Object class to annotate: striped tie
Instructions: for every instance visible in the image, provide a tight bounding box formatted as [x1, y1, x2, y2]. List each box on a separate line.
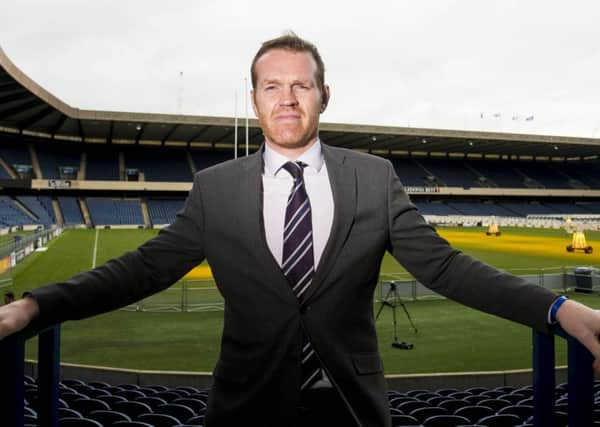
[281, 161, 322, 390]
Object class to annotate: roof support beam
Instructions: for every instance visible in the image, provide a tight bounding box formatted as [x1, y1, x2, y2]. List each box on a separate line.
[50, 114, 68, 138]
[0, 91, 31, 104]
[187, 125, 211, 143]
[0, 99, 41, 119]
[19, 105, 55, 130]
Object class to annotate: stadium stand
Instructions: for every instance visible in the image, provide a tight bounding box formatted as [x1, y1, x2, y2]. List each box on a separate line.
[0, 196, 36, 226]
[147, 198, 185, 225]
[0, 138, 31, 171]
[17, 376, 600, 427]
[190, 150, 233, 172]
[87, 198, 143, 225]
[85, 145, 120, 180]
[124, 146, 191, 182]
[17, 196, 55, 225]
[58, 196, 84, 225]
[35, 142, 82, 179]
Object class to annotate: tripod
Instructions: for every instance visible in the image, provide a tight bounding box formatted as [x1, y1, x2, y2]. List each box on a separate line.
[375, 281, 418, 349]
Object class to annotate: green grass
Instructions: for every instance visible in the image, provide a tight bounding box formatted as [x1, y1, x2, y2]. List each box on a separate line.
[8, 226, 600, 374]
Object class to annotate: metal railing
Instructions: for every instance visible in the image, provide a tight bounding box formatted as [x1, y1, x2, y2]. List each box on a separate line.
[0, 322, 595, 426]
[532, 325, 594, 426]
[1, 325, 60, 427]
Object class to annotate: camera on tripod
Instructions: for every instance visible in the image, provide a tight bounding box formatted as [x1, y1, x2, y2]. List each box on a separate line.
[376, 281, 417, 350]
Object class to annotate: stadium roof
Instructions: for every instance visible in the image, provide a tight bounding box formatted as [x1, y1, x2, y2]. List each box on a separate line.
[1, 45, 599, 159]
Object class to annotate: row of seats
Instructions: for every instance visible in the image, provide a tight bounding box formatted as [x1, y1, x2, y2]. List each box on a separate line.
[3, 195, 599, 228]
[2, 138, 600, 188]
[0, 139, 233, 182]
[21, 375, 600, 427]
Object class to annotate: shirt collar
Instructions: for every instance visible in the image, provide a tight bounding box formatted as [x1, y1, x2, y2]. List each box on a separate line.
[263, 139, 324, 177]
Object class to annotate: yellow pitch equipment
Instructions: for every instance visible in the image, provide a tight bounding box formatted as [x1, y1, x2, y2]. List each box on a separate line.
[566, 231, 593, 254]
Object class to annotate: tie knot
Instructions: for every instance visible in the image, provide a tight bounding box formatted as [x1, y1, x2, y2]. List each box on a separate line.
[282, 161, 307, 181]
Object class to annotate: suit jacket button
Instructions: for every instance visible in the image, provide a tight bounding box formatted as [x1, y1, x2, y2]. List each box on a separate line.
[300, 305, 310, 314]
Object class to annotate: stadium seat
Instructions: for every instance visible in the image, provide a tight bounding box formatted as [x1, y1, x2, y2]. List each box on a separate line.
[156, 403, 196, 423]
[59, 417, 103, 427]
[186, 415, 205, 425]
[477, 398, 511, 412]
[435, 388, 460, 396]
[113, 422, 154, 427]
[97, 394, 128, 407]
[58, 407, 83, 419]
[113, 401, 153, 419]
[497, 404, 533, 422]
[476, 413, 521, 427]
[135, 396, 168, 410]
[422, 414, 471, 426]
[390, 413, 420, 425]
[438, 399, 470, 412]
[453, 405, 494, 424]
[173, 397, 207, 413]
[397, 400, 431, 413]
[70, 398, 111, 415]
[23, 414, 37, 424]
[427, 396, 452, 406]
[88, 409, 132, 425]
[498, 393, 526, 404]
[410, 406, 448, 423]
[138, 412, 182, 427]
[151, 391, 186, 402]
[115, 389, 147, 400]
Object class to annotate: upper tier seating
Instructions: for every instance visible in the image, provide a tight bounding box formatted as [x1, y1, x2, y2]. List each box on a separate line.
[190, 150, 234, 172]
[86, 146, 120, 180]
[36, 143, 82, 179]
[124, 147, 191, 182]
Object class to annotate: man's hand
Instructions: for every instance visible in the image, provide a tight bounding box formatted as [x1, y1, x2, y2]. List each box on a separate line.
[0, 297, 39, 340]
[556, 299, 600, 372]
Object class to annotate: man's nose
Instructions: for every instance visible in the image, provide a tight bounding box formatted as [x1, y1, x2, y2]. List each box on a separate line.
[279, 86, 298, 107]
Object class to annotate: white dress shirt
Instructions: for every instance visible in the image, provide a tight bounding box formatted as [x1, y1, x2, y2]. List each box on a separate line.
[262, 140, 334, 269]
[262, 140, 335, 389]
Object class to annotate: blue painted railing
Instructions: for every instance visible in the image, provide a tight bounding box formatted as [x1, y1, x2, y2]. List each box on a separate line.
[0, 323, 595, 426]
[0, 325, 60, 427]
[533, 325, 594, 427]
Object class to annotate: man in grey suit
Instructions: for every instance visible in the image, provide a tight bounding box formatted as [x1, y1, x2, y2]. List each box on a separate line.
[2, 33, 600, 427]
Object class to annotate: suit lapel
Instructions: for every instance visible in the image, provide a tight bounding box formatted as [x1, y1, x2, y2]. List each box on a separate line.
[241, 150, 298, 304]
[302, 144, 357, 303]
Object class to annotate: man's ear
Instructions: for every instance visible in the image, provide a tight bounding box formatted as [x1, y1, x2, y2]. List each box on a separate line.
[251, 90, 259, 116]
[320, 85, 331, 113]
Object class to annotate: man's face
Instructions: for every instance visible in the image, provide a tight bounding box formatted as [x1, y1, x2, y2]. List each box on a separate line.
[252, 48, 329, 156]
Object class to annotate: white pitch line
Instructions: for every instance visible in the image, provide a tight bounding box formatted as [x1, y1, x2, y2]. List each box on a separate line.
[92, 228, 99, 268]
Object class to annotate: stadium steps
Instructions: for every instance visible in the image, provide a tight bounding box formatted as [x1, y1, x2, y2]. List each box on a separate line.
[52, 197, 64, 226]
[118, 151, 125, 181]
[79, 198, 92, 227]
[28, 142, 43, 179]
[11, 196, 39, 222]
[0, 155, 18, 178]
[186, 151, 197, 174]
[79, 151, 87, 180]
[140, 198, 151, 227]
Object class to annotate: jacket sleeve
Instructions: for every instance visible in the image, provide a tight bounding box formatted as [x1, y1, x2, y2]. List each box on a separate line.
[29, 174, 206, 330]
[384, 160, 557, 333]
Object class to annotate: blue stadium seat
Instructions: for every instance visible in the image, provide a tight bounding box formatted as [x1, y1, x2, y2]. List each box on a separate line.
[155, 403, 196, 423]
[59, 417, 103, 427]
[138, 412, 182, 427]
[88, 409, 132, 425]
[476, 413, 521, 427]
[422, 414, 471, 426]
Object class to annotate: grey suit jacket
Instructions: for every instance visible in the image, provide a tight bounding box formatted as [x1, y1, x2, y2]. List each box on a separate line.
[31, 144, 558, 427]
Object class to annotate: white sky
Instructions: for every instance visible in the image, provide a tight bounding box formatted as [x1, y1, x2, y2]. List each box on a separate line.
[1, 0, 599, 138]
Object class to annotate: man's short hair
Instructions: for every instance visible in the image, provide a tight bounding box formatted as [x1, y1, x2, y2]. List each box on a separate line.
[251, 32, 326, 97]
